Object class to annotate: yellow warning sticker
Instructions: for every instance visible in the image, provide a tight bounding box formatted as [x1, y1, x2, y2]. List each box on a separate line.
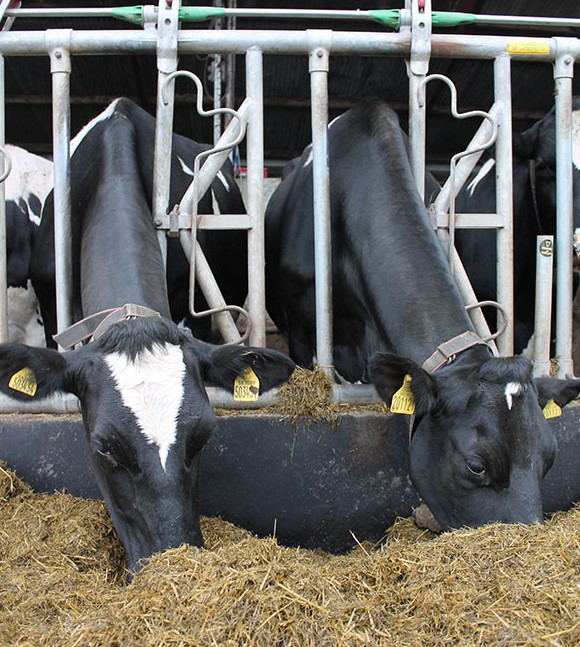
[542, 398, 562, 419]
[8, 367, 37, 397]
[507, 40, 550, 56]
[390, 374, 415, 415]
[233, 367, 260, 402]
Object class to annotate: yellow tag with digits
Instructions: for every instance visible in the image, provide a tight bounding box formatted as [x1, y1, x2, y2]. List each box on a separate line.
[542, 399, 562, 419]
[390, 374, 415, 415]
[8, 367, 37, 397]
[233, 367, 260, 402]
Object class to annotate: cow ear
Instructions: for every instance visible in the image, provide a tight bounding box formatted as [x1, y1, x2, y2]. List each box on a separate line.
[192, 341, 295, 394]
[0, 343, 75, 400]
[368, 352, 438, 416]
[535, 377, 580, 409]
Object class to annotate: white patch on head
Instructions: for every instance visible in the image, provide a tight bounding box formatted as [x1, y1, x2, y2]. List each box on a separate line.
[572, 109, 580, 171]
[303, 145, 313, 168]
[177, 156, 194, 176]
[105, 343, 186, 469]
[466, 158, 495, 197]
[211, 189, 221, 215]
[505, 382, 523, 410]
[70, 98, 122, 155]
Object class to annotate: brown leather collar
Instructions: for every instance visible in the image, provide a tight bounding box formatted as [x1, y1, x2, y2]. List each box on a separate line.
[53, 304, 161, 350]
[421, 330, 490, 373]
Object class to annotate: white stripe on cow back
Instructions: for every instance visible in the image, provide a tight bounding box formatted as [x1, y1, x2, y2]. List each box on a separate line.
[466, 158, 495, 197]
[104, 343, 186, 470]
[70, 98, 122, 156]
[572, 109, 580, 171]
[505, 382, 523, 410]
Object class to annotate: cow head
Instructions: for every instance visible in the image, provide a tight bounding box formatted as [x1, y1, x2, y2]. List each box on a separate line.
[369, 349, 580, 530]
[514, 96, 580, 257]
[0, 317, 295, 572]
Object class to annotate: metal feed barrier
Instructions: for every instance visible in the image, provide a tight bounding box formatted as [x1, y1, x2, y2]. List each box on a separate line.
[0, 0, 578, 416]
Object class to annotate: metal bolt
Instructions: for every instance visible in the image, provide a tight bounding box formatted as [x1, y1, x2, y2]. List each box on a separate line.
[154, 218, 162, 226]
[316, 49, 323, 58]
[564, 56, 573, 65]
[55, 51, 62, 59]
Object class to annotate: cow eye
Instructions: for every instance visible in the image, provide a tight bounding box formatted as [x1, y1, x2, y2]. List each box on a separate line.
[465, 457, 489, 484]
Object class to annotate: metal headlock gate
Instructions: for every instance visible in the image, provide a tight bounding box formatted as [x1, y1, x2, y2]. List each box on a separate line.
[0, 0, 579, 416]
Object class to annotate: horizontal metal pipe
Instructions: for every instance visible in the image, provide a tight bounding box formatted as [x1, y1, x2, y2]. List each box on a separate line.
[0, 31, 576, 61]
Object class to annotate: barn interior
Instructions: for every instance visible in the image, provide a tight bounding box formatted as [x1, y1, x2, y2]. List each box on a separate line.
[5, 0, 580, 177]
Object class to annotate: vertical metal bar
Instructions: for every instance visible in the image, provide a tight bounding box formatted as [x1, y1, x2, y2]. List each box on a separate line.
[408, 0, 431, 199]
[553, 47, 575, 377]
[309, 36, 333, 377]
[245, 47, 266, 347]
[152, 0, 180, 266]
[533, 236, 554, 377]
[0, 54, 7, 342]
[47, 31, 73, 338]
[213, 53, 222, 144]
[493, 54, 514, 356]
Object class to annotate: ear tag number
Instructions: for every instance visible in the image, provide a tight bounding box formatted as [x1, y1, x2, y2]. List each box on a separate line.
[8, 367, 37, 397]
[233, 367, 260, 402]
[390, 374, 415, 415]
[542, 399, 562, 419]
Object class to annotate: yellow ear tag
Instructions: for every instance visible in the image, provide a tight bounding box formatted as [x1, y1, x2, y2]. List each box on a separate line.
[8, 367, 37, 397]
[390, 374, 415, 415]
[233, 367, 260, 402]
[542, 399, 562, 419]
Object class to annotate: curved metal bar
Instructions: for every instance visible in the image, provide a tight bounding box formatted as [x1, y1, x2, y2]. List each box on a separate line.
[161, 70, 251, 344]
[419, 74, 498, 263]
[465, 300, 508, 343]
[0, 145, 12, 183]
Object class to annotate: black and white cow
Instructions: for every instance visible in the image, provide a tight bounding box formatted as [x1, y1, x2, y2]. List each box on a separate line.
[265, 99, 580, 531]
[31, 98, 248, 347]
[455, 97, 580, 354]
[0, 98, 295, 572]
[4, 144, 50, 345]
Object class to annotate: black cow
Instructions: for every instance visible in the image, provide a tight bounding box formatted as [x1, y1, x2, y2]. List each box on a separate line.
[0, 98, 295, 572]
[31, 98, 248, 347]
[265, 99, 580, 531]
[455, 97, 580, 354]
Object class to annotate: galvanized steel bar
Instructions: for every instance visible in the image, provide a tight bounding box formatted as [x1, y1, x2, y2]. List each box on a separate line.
[553, 46, 575, 377]
[407, 0, 431, 198]
[1, 30, 578, 62]
[152, 0, 180, 266]
[308, 33, 333, 378]
[533, 236, 554, 377]
[0, 54, 7, 342]
[47, 31, 73, 341]
[493, 54, 514, 356]
[245, 47, 266, 347]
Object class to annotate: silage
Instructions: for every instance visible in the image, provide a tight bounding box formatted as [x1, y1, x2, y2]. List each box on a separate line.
[0, 461, 578, 646]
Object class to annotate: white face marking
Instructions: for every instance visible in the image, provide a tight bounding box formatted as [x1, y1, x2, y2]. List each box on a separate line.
[572, 109, 580, 171]
[211, 189, 221, 215]
[466, 158, 495, 197]
[105, 343, 186, 469]
[505, 382, 523, 410]
[177, 156, 194, 176]
[3, 145, 53, 224]
[70, 98, 122, 155]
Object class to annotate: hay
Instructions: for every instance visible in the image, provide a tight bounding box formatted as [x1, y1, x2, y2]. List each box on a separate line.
[217, 366, 388, 428]
[1, 464, 579, 646]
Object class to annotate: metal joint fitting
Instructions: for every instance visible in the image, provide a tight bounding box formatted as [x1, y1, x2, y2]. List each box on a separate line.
[552, 38, 576, 79]
[46, 29, 72, 73]
[307, 30, 332, 72]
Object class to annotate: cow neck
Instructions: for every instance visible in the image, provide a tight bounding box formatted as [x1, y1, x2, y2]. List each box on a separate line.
[528, 159, 544, 235]
[53, 303, 161, 349]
